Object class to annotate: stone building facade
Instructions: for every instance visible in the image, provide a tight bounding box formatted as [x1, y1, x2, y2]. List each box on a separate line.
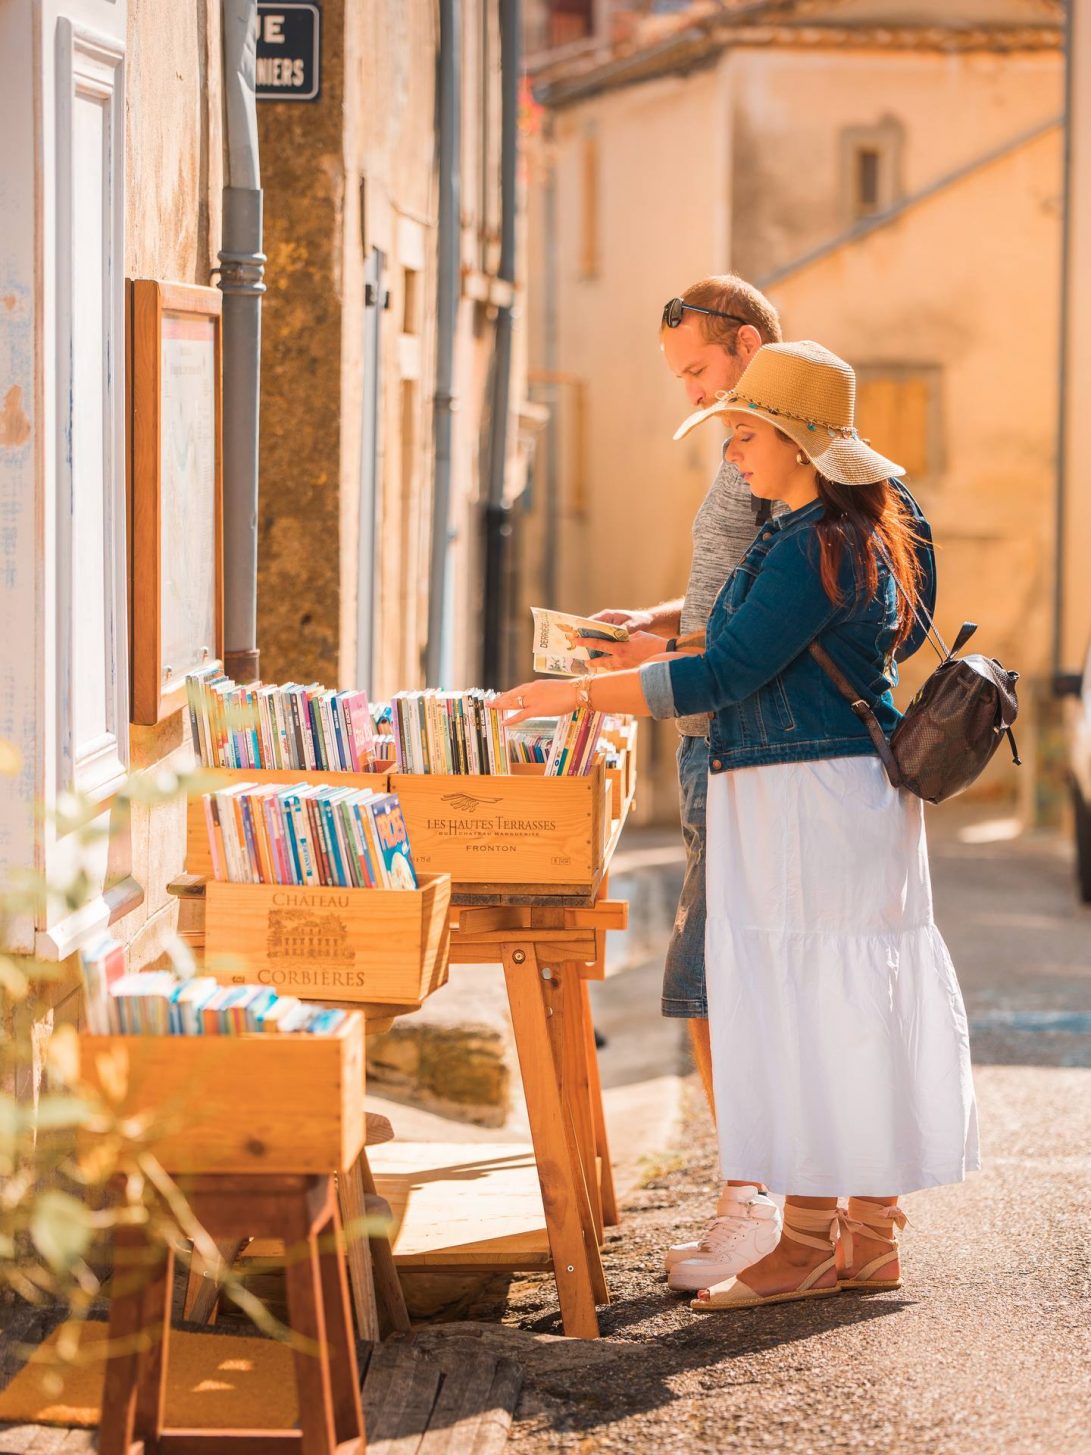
[257, 0, 532, 698]
[522, 0, 1067, 820]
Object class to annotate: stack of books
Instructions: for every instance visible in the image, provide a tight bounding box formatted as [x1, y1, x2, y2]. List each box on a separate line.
[186, 666, 377, 773]
[204, 783, 419, 890]
[89, 969, 347, 1036]
[79, 936, 126, 1034]
[544, 709, 606, 777]
[508, 722, 558, 765]
[391, 690, 511, 775]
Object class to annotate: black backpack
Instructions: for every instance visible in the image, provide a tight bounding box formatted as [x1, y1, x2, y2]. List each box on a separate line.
[809, 572, 1021, 805]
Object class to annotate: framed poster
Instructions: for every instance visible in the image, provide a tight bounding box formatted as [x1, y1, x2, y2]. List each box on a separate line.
[129, 280, 223, 724]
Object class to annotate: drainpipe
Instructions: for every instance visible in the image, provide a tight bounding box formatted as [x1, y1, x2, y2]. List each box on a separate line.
[481, 0, 521, 687]
[218, 0, 265, 681]
[425, 0, 462, 687]
[1053, 0, 1075, 675]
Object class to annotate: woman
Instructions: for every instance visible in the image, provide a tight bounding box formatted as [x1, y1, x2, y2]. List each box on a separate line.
[496, 341, 978, 1312]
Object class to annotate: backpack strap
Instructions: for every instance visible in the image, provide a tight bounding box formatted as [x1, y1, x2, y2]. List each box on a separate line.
[808, 641, 903, 789]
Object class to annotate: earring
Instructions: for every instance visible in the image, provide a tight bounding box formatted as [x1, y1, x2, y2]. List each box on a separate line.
[796, 451, 807, 465]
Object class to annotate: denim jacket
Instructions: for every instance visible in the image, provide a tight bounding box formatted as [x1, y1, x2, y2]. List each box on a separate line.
[640, 485, 936, 774]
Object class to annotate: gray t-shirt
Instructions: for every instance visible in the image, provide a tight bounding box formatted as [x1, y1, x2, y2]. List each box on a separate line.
[676, 455, 784, 737]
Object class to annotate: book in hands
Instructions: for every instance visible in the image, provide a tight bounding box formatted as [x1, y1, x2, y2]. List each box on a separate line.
[531, 607, 628, 678]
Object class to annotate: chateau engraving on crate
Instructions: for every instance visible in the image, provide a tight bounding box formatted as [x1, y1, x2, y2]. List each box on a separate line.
[267, 907, 356, 964]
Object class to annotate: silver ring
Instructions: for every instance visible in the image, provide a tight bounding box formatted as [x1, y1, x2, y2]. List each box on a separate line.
[516, 694, 526, 709]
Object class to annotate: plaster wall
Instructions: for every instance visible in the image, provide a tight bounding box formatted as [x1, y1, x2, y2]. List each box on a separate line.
[730, 45, 1062, 281]
[766, 125, 1064, 715]
[526, 36, 1063, 817]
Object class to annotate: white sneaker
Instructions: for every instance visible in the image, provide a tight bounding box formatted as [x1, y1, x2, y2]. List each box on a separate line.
[666, 1185, 783, 1292]
[663, 1186, 775, 1270]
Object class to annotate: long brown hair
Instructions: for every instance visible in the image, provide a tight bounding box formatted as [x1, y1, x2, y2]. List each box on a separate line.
[812, 475, 924, 651]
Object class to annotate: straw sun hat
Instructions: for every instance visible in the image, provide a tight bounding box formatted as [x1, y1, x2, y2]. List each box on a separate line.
[673, 340, 905, 486]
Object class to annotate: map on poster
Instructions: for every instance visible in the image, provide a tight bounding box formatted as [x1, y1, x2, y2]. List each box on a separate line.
[159, 313, 217, 685]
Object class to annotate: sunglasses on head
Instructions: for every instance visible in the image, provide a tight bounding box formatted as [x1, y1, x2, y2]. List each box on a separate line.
[661, 297, 750, 330]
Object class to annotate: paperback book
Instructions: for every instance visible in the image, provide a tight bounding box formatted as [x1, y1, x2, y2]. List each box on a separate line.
[543, 708, 606, 777]
[203, 782, 419, 889]
[531, 607, 628, 678]
[185, 665, 378, 773]
[100, 971, 347, 1037]
[391, 689, 511, 775]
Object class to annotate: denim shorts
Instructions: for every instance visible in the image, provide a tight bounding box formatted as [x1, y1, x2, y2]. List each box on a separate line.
[662, 734, 709, 1019]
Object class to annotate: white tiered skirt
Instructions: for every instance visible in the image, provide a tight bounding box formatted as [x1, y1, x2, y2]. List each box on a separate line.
[705, 755, 979, 1196]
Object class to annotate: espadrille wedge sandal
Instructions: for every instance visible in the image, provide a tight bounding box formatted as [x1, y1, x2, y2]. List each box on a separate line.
[690, 1203, 841, 1311]
[835, 1199, 907, 1291]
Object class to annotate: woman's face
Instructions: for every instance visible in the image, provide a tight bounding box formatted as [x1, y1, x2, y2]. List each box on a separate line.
[724, 415, 801, 499]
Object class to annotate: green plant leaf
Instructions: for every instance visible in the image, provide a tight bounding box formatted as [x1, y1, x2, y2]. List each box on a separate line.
[33, 1095, 94, 1130]
[30, 1190, 93, 1271]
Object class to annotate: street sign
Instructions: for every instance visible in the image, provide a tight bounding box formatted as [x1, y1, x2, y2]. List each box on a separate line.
[255, 2, 320, 102]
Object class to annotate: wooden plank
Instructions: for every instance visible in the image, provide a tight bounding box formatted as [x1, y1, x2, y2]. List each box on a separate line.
[361, 1193, 411, 1335]
[337, 1159, 380, 1342]
[502, 945, 603, 1338]
[367, 1143, 552, 1271]
[469, 1360, 523, 1455]
[582, 976, 618, 1228]
[363, 1343, 442, 1455]
[449, 933, 598, 965]
[203, 874, 451, 1008]
[549, 963, 603, 1249]
[77, 1019, 366, 1175]
[415, 1354, 501, 1455]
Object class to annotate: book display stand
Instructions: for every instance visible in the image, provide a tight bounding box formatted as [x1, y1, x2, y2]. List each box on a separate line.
[173, 723, 639, 1340]
[78, 1021, 368, 1455]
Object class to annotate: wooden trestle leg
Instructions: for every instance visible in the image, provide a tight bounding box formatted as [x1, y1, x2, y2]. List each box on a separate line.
[502, 942, 608, 1337]
[581, 975, 619, 1226]
[549, 962, 604, 1244]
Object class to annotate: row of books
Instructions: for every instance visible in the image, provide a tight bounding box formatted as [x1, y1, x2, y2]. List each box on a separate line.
[391, 690, 511, 776]
[82, 961, 349, 1037]
[186, 666, 378, 774]
[543, 709, 606, 777]
[508, 725, 558, 765]
[205, 783, 418, 889]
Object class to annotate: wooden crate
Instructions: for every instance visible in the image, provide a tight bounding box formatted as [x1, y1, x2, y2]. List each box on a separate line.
[185, 766, 392, 879]
[202, 873, 451, 1007]
[77, 1015, 365, 1174]
[390, 760, 609, 895]
[602, 719, 639, 806]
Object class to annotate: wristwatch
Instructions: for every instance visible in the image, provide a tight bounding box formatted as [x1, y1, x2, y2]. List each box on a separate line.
[665, 637, 678, 654]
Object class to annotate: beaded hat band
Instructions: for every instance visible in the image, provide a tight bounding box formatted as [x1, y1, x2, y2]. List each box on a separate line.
[673, 340, 906, 487]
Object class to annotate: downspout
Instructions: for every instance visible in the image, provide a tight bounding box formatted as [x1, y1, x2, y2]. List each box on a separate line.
[218, 0, 265, 681]
[1053, 0, 1075, 675]
[425, 0, 462, 687]
[481, 0, 521, 686]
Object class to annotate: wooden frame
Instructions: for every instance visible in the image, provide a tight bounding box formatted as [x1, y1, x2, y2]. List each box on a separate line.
[128, 279, 223, 724]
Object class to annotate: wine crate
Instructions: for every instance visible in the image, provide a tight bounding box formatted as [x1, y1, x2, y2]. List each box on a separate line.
[185, 765, 393, 879]
[602, 719, 639, 806]
[202, 874, 451, 1007]
[78, 1014, 366, 1174]
[389, 760, 610, 896]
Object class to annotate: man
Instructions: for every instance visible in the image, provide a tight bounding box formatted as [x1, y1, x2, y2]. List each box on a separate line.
[584, 275, 785, 1292]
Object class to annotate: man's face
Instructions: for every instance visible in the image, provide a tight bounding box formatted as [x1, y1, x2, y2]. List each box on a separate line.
[661, 320, 746, 414]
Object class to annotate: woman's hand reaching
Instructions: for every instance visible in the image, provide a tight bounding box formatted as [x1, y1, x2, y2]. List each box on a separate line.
[494, 678, 579, 727]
